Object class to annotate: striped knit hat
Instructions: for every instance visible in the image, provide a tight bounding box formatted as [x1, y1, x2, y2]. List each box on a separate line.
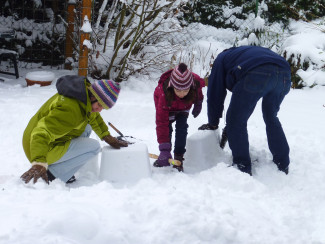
[169, 63, 194, 90]
[88, 80, 120, 109]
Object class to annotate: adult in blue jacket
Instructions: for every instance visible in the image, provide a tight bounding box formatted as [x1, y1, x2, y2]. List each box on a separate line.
[199, 46, 291, 175]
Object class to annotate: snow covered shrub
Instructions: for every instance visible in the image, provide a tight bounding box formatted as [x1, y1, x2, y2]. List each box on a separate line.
[180, 0, 323, 50]
[89, 0, 189, 82]
[181, 0, 324, 28]
[179, 1, 285, 50]
[0, 0, 66, 66]
[282, 52, 308, 88]
[282, 19, 325, 88]
[180, 0, 251, 30]
[262, 0, 324, 26]
[180, 0, 325, 88]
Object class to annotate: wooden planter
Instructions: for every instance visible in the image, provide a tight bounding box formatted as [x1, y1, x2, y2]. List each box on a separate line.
[25, 71, 55, 87]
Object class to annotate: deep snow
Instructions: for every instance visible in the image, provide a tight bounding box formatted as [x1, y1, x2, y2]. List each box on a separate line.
[0, 66, 325, 244]
[0, 12, 325, 244]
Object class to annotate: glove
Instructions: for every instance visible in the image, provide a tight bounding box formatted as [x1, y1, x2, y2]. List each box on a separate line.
[192, 101, 202, 118]
[103, 135, 128, 149]
[220, 126, 228, 149]
[20, 162, 49, 184]
[157, 142, 172, 167]
[198, 123, 218, 130]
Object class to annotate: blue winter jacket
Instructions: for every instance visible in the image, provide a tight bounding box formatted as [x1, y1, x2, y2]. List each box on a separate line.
[207, 45, 290, 126]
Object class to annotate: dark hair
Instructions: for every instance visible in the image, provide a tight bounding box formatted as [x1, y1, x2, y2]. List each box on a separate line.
[88, 89, 98, 104]
[163, 78, 200, 106]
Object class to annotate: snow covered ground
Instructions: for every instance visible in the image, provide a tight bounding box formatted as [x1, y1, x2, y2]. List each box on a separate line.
[0, 65, 325, 244]
[0, 13, 325, 244]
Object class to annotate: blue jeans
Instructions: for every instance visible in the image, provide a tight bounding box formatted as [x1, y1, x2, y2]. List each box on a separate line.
[48, 124, 101, 182]
[226, 64, 291, 174]
[169, 112, 189, 155]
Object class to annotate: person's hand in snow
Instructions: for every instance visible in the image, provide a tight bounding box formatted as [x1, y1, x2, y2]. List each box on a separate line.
[20, 162, 49, 184]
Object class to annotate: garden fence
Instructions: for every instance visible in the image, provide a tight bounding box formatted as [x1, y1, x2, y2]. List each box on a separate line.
[0, 0, 311, 78]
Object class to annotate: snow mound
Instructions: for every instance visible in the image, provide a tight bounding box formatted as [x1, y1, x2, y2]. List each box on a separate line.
[185, 129, 227, 173]
[99, 143, 151, 185]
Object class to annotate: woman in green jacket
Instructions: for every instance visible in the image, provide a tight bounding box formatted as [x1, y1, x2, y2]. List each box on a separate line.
[21, 75, 127, 184]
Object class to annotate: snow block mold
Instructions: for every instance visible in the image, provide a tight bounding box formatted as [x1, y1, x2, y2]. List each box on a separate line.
[99, 143, 152, 184]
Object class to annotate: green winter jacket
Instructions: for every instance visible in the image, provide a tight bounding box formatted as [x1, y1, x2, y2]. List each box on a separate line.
[22, 75, 110, 164]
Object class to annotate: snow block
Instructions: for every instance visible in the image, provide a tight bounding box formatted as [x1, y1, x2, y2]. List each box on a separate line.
[184, 129, 223, 173]
[99, 143, 151, 184]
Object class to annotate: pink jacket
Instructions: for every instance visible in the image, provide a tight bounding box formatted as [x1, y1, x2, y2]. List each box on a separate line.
[154, 69, 205, 144]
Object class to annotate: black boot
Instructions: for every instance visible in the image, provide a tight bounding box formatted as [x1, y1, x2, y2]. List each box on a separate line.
[274, 161, 289, 175]
[47, 171, 76, 183]
[280, 167, 289, 174]
[173, 153, 184, 172]
[277, 165, 289, 175]
[66, 175, 76, 184]
[47, 170, 56, 182]
[153, 160, 163, 167]
[233, 163, 252, 176]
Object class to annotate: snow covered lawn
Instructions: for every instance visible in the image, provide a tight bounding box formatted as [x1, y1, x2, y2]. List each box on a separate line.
[0, 69, 324, 244]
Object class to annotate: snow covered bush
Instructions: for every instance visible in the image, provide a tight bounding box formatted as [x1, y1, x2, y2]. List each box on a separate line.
[1, 0, 324, 87]
[179, 0, 325, 88]
[89, 0, 189, 82]
[0, 0, 66, 65]
[181, 0, 324, 28]
[282, 19, 325, 88]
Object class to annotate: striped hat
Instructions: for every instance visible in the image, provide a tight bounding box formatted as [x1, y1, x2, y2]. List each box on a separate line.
[169, 63, 194, 90]
[88, 80, 120, 109]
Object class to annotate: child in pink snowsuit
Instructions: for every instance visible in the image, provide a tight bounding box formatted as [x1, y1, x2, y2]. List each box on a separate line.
[154, 63, 205, 171]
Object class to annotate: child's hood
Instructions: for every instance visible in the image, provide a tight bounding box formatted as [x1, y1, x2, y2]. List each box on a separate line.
[56, 75, 90, 105]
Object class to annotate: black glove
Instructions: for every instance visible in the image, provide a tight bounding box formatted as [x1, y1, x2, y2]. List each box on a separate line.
[192, 101, 202, 118]
[103, 135, 128, 149]
[20, 162, 49, 184]
[198, 123, 218, 130]
[220, 126, 228, 149]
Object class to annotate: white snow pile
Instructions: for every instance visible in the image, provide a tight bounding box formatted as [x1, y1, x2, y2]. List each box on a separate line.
[0, 15, 325, 244]
[0, 66, 325, 243]
[282, 20, 325, 87]
[25, 71, 55, 82]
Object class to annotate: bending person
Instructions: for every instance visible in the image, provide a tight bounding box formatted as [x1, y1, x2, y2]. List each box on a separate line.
[21, 75, 127, 184]
[199, 46, 291, 175]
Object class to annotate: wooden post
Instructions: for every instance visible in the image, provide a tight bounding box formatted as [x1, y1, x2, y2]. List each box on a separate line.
[255, 0, 259, 17]
[64, 2, 75, 70]
[78, 0, 92, 77]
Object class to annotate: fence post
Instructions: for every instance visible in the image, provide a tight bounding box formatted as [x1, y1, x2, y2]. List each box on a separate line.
[78, 0, 92, 77]
[255, 0, 259, 17]
[64, 1, 76, 70]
